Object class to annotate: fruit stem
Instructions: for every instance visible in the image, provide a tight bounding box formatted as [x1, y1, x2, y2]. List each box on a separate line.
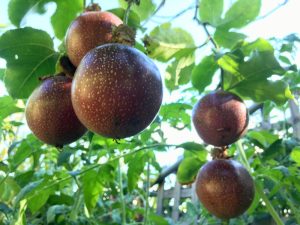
[144, 155, 151, 225]
[236, 140, 284, 225]
[118, 159, 127, 225]
[124, 1, 133, 24]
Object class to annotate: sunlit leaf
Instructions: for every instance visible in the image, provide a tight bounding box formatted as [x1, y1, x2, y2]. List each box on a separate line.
[220, 0, 261, 29]
[291, 147, 300, 166]
[199, 0, 223, 26]
[144, 23, 195, 62]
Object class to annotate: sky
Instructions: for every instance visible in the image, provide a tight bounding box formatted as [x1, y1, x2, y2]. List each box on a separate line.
[0, 0, 300, 166]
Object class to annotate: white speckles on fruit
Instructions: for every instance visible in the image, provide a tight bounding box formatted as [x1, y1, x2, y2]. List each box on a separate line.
[71, 43, 163, 138]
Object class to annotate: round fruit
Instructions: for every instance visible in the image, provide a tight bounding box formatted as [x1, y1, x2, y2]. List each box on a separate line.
[25, 75, 87, 147]
[192, 90, 248, 146]
[196, 159, 254, 219]
[71, 43, 163, 139]
[66, 11, 123, 66]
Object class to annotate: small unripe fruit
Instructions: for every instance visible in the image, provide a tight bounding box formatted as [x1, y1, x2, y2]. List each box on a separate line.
[25, 76, 87, 147]
[196, 159, 254, 219]
[192, 90, 248, 146]
[66, 11, 123, 66]
[71, 43, 163, 139]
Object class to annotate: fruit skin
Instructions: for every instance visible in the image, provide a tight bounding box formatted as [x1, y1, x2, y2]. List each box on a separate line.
[71, 43, 163, 139]
[192, 90, 248, 147]
[196, 159, 254, 219]
[25, 76, 87, 147]
[66, 11, 123, 66]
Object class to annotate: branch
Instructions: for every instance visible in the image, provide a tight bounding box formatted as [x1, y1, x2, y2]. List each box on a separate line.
[257, 0, 289, 20]
[193, 0, 219, 50]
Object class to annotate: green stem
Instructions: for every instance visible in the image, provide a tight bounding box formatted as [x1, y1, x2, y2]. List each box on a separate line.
[255, 182, 284, 225]
[118, 159, 126, 225]
[26, 144, 176, 201]
[144, 156, 151, 225]
[124, 2, 133, 24]
[236, 140, 284, 225]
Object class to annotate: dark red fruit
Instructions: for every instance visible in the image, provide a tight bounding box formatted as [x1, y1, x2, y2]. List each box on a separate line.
[25, 76, 87, 147]
[192, 90, 248, 147]
[71, 43, 163, 139]
[66, 11, 123, 66]
[196, 159, 254, 219]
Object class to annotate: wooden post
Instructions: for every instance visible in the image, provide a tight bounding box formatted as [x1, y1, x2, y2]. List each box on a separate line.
[172, 181, 181, 220]
[156, 182, 164, 215]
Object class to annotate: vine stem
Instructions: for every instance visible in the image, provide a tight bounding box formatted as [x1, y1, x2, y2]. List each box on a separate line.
[124, 1, 133, 24]
[236, 140, 284, 225]
[25, 144, 176, 201]
[118, 159, 126, 225]
[144, 155, 151, 225]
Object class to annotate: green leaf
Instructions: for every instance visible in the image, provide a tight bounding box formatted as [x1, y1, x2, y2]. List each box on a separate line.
[262, 139, 285, 160]
[109, 8, 141, 30]
[165, 52, 195, 91]
[148, 213, 170, 225]
[179, 142, 205, 152]
[0, 176, 20, 202]
[47, 0, 83, 39]
[0, 96, 23, 122]
[144, 23, 195, 62]
[0, 27, 59, 98]
[214, 28, 247, 49]
[291, 147, 300, 166]
[126, 151, 147, 192]
[0, 68, 4, 80]
[220, 0, 261, 29]
[247, 130, 279, 148]
[8, 0, 83, 40]
[81, 169, 103, 211]
[119, 0, 156, 21]
[177, 157, 203, 184]
[9, 134, 42, 170]
[199, 0, 223, 26]
[191, 55, 219, 92]
[15, 178, 54, 214]
[233, 79, 293, 105]
[47, 205, 69, 224]
[8, 0, 37, 27]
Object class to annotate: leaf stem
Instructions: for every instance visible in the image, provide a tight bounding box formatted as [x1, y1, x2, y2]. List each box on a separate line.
[236, 140, 284, 225]
[124, 2, 133, 24]
[143, 155, 151, 225]
[118, 159, 126, 225]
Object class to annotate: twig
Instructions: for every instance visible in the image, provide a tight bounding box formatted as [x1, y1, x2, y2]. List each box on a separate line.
[257, 0, 289, 20]
[193, 0, 219, 50]
[142, 0, 166, 26]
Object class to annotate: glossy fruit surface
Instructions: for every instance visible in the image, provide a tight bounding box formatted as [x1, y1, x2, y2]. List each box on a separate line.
[192, 90, 248, 146]
[25, 76, 87, 147]
[71, 43, 163, 139]
[196, 159, 254, 219]
[66, 11, 123, 66]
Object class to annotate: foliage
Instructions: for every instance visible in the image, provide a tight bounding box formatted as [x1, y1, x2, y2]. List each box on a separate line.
[0, 0, 300, 224]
